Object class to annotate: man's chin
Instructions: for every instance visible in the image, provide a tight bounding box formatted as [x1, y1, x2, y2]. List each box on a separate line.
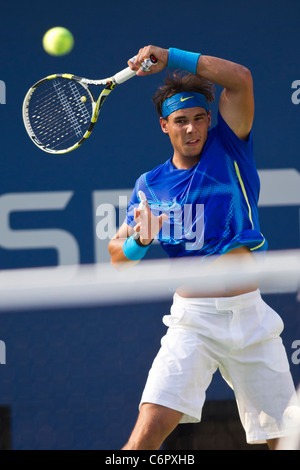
[183, 150, 202, 159]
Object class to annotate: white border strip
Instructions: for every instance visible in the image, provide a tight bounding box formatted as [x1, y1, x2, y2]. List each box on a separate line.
[0, 250, 299, 311]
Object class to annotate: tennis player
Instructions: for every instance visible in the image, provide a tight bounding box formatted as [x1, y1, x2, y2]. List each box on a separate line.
[108, 46, 299, 450]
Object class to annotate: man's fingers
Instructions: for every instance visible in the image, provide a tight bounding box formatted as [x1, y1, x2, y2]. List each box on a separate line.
[135, 190, 168, 239]
[138, 201, 146, 211]
[138, 190, 147, 202]
[134, 222, 141, 232]
[159, 213, 168, 229]
[138, 190, 147, 211]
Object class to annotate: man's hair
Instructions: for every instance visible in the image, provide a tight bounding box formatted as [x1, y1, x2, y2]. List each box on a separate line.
[152, 71, 215, 117]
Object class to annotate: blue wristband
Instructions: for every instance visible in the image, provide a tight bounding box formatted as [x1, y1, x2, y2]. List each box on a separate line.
[123, 236, 150, 261]
[168, 48, 201, 75]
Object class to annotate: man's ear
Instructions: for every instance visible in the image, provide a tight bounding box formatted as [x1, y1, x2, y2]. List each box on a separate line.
[159, 117, 169, 134]
[207, 110, 212, 127]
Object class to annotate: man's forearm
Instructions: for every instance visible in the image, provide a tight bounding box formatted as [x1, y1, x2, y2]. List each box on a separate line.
[196, 55, 252, 92]
[108, 238, 139, 268]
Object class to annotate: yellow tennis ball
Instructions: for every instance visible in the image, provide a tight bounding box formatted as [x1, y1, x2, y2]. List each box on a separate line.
[43, 27, 74, 56]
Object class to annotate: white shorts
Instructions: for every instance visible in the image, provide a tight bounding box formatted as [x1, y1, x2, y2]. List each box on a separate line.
[140, 289, 298, 444]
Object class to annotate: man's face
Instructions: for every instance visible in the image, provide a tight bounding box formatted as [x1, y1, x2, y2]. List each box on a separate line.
[160, 107, 211, 165]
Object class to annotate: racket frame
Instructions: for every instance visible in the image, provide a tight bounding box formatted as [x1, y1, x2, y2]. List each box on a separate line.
[22, 56, 156, 155]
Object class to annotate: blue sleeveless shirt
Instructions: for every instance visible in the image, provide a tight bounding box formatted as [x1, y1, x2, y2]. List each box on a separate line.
[126, 111, 267, 259]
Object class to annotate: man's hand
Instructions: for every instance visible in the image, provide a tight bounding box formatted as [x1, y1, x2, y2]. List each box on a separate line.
[134, 191, 168, 245]
[128, 45, 169, 76]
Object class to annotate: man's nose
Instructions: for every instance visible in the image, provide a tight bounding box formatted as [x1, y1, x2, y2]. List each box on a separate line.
[186, 122, 195, 133]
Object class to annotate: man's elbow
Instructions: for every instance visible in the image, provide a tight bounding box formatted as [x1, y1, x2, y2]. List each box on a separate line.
[239, 66, 253, 90]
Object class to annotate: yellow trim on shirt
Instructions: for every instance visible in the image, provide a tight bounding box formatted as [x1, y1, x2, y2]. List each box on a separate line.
[250, 237, 266, 251]
[234, 161, 266, 251]
[234, 160, 254, 229]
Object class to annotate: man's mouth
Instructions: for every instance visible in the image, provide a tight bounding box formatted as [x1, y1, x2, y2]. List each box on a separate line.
[186, 139, 200, 145]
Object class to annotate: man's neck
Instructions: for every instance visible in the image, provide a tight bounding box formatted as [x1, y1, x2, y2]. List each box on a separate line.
[171, 154, 200, 170]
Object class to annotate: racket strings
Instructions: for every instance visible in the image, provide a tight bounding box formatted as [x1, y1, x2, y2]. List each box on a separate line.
[28, 78, 94, 151]
[36, 81, 91, 145]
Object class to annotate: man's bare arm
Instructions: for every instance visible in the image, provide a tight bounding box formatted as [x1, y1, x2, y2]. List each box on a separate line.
[129, 46, 254, 140]
[108, 222, 141, 268]
[196, 55, 254, 140]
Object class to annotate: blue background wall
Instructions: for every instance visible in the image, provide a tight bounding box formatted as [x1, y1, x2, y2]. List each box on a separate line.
[0, 0, 299, 449]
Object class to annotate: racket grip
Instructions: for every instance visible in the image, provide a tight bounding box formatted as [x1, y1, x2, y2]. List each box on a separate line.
[114, 67, 137, 84]
[114, 55, 157, 85]
[139, 55, 158, 72]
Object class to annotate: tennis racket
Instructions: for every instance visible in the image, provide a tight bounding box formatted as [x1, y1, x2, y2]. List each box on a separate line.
[22, 55, 157, 155]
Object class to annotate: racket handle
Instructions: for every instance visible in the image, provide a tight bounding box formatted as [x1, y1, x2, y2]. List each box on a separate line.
[114, 55, 157, 85]
[114, 67, 137, 84]
[138, 55, 158, 71]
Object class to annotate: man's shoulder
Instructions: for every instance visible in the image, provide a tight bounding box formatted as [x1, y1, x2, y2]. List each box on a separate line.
[139, 158, 171, 181]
